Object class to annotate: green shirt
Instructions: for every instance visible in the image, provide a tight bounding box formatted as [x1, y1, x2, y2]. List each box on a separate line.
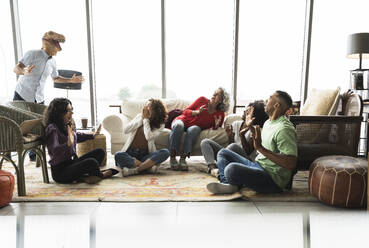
[255, 115, 297, 189]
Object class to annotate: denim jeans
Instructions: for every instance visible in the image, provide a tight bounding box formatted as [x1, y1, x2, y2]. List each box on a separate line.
[169, 120, 202, 155]
[217, 148, 282, 193]
[200, 139, 249, 166]
[114, 148, 170, 169]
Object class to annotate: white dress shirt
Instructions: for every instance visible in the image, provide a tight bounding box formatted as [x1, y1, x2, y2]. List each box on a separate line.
[15, 49, 59, 103]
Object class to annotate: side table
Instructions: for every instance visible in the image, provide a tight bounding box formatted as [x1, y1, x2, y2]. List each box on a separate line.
[77, 133, 107, 166]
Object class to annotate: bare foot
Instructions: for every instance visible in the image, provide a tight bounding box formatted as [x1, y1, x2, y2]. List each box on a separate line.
[102, 170, 113, 179]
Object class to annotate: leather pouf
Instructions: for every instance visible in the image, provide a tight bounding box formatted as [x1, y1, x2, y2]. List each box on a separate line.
[309, 155, 367, 208]
[0, 170, 15, 207]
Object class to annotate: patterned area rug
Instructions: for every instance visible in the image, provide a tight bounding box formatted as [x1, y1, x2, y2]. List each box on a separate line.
[240, 171, 317, 202]
[2, 155, 315, 202]
[2, 156, 241, 202]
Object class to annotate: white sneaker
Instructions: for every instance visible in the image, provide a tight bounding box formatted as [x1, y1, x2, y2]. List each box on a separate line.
[206, 182, 238, 194]
[210, 169, 219, 178]
[148, 165, 158, 174]
[122, 167, 139, 177]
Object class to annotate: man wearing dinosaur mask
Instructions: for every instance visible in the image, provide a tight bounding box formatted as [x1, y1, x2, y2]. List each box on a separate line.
[13, 31, 84, 162]
[13, 31, 84, 104]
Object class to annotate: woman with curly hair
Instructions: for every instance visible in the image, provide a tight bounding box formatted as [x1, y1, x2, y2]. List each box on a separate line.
[169, 87, 230, 171]
[114, 98, 170, 176]
[44, 98, 117, 184]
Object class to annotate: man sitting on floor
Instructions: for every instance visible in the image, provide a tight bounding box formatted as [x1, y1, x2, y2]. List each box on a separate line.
[207, 90, 297, 194]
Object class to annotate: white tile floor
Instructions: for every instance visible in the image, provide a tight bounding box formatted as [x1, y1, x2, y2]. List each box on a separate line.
[0, 201, 368, 248]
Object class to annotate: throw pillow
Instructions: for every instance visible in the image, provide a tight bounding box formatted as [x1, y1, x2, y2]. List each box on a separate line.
[300, 87, 341, 116]
[165, 109, 183, 129]
[299, 87, 341, 144]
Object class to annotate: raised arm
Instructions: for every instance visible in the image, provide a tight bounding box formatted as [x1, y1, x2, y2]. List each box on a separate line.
[14, 62, 35, 76]
[182, 97, 208, 117]
[45, 126, 75, 158]
[251, 126, 297, 170]
[53, 74, 84, 83]
[124, 114, 143, 134]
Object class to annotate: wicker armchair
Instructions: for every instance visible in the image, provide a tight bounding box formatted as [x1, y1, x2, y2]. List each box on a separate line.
[7, 101, 46, 118]
[290, 93, 363, 170]
[0, 105, 49, 196]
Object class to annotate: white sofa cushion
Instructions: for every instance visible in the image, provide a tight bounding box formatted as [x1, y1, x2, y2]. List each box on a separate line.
[121, 98, 191, 120]
[104, 98, 229, 155]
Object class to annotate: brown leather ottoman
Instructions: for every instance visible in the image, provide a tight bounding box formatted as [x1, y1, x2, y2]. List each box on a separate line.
[309, 155, 367, 208]
[0, 170, 15, 207]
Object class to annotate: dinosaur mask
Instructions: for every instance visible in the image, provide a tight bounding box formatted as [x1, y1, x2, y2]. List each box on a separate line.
[42, 31, 65, 55]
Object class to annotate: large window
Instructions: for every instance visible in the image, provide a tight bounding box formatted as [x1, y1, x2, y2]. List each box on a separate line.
[237, 0, 305, 104]
[18, 0, 89, 126]
[309, 0, 369, 92]
[0, 1, 16, 104]
[166, 0, 234, 101]
[93, 0, 162, 121]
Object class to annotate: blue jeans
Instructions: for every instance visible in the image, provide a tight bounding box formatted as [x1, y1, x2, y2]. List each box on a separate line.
[114, 148, 170, 169]
[169, 120, 202, 155]
[217, 148, 282, 193]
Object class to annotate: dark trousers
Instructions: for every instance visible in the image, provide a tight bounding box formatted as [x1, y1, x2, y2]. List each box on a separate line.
[51, 148, 105, 184]
[13, 91, 44, 104]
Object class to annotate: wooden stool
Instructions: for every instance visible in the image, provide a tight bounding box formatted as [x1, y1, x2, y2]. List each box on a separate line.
[309, 155, 367, 208]
[77, 134, 107, 166]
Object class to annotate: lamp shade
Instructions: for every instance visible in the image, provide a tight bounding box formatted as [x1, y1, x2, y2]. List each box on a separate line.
[347, 33, 369, 59]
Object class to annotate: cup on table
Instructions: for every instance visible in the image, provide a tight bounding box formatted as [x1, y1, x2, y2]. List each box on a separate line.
[81, 118, 88, 129]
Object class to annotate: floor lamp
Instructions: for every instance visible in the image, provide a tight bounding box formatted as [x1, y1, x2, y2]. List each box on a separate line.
[347, 33, 369, 95]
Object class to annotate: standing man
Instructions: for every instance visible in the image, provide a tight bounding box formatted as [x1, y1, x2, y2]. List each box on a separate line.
[13, 31, 83, 104]
[206, 90, 297, 194]
[13, 31, 84, 161]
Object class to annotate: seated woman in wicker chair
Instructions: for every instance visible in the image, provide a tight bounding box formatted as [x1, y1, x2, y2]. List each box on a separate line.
[44, 98, 118, 184]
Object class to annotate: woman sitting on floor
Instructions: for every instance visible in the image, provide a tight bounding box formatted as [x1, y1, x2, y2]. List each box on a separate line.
[200, 100, 268, 177]
[114, 98, 170, 177]
[169, 87, 230, 171]
[44, 98, 118, 184]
